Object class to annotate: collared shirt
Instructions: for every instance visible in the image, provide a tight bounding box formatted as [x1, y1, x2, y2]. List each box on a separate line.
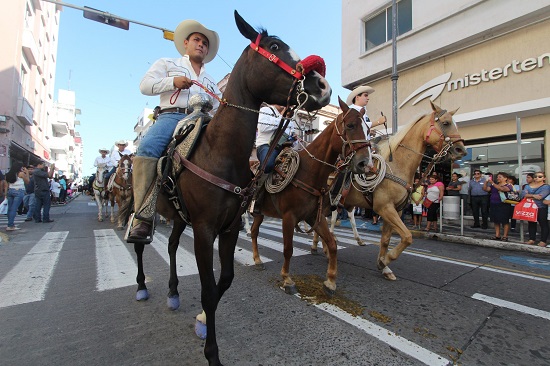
[110, 148, 133, 167]
[350, 104, 372, 140]
[470, 177, 489, 196]
[33, 169, 51, 192]
[94, 156, 113, 168]
[255, 106, 295, 147]
[140, 55, 221, 113]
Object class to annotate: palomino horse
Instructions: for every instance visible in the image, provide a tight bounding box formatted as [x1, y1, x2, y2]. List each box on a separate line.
[312, 101, 467, 280]
[130, 11, 331, 366]
[249, 98, 371, 295]
[108, 154, 133, 230]
[92, 164, 109, 222]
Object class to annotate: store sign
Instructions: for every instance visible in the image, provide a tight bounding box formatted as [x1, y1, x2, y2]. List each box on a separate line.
[400, 52, 550, 108]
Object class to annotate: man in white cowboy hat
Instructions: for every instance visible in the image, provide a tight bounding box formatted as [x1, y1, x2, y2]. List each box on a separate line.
[128, 19, 222, 242]
[346, 85, 386, 139]
[105, 140, 132, 183]
[94, 148, 113, 169]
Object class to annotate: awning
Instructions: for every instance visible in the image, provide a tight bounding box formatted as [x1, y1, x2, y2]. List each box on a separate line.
[9, 141, 43, 166]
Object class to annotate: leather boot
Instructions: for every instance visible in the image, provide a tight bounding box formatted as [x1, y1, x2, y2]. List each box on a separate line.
[127, 157, 159, 242]
[252, 174, 269, 215]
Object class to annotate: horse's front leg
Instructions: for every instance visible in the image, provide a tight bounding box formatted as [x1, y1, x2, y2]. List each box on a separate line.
[242, 212, 251, 236]
[110, 197, 115, 223]
[250, 214, 265, 269]
[192, 225, 222, 366]
[95, 194, 103, 222]
[167, 219, 186, 310]
[134, 243, 149, 300]
[280, 216, 302, 295]
[376, 209, 408, 281]
[312, 216, 338, 296]
[347, 207, 365, 246]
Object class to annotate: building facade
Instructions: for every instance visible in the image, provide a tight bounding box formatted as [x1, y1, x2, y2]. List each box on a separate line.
[342, 0, 550, 184]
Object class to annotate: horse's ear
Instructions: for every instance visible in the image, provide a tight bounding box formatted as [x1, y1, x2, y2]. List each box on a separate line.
[234, 10, 258, 42]
[450, 107, 460, 116]
[430, 100, 442, 113]
[338, 96, 349, 112]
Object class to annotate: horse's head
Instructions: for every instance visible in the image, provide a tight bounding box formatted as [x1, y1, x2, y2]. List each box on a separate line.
[425, 101, 467, 161]
[95, 164, 108, 184]
[234, 10, 331, 112]
[330, 97, 372, 174]
[118, 155, 133, 181]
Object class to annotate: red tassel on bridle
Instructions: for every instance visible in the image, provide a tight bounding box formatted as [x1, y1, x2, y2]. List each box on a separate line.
[297, 55, 326, 78]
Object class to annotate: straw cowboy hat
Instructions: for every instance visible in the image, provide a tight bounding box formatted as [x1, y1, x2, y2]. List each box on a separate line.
[346, 85, 375, 105]
[115, 140, 128, 146]
[173, 19, 219, 64]
[98, 148, 109, 153]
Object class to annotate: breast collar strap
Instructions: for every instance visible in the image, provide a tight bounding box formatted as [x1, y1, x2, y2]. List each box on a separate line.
[250, 34, 303, 79]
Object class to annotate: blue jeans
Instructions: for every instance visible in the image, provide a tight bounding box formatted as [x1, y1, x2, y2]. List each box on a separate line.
[34, 190, 52, 222]
[136, 112, 187, 158]
[24, 192, 35, 219]
[256, 144, 281, 174]
[7, 188, 25, 227]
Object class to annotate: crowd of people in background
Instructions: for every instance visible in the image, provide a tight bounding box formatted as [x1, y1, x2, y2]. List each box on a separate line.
[0, 161, 82, 231]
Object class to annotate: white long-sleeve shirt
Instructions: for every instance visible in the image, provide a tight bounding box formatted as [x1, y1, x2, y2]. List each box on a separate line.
[94, 156, 113, 168]
[110, 148, 133, 167]
[140, 55, 221, 113]
[255, 106, 296, 147]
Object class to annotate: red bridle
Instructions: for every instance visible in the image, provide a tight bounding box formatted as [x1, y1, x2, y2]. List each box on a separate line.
[250, 34, 326, 79]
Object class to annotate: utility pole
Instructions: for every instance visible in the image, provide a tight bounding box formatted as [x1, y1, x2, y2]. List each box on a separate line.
[391, 0, 399, 134]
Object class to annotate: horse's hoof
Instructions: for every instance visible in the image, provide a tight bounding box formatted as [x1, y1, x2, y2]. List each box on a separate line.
[167, 295, 180, 310]
[246, 232, 251, 237]
[283, 284, 297, 295]
[254, 263, 265, 271]
[194, 319, 207, 340]
[382, 267, 396, 281]
[136, 289, 149, 301]
[98, 218, 103, 222]
[310, 248, 318, 254]
[323, 283, 336, 298]
[357, 240, 366, 246]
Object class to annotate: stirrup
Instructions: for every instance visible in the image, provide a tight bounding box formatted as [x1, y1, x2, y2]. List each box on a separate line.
[125, 213, 156, 244]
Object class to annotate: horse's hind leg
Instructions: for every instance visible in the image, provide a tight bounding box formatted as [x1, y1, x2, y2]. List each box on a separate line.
[167, 219, 186, 310]
[311, 217, 338, 296]
[347, 208, 365, 246]
[134, 243, 149, 300]
[250, 214, 265, 269]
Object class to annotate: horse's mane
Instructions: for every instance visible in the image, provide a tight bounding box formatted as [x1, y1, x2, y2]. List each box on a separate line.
[376, 112, 429, 160]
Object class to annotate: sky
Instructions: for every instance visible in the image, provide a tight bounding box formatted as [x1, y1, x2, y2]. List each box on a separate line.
[53, 0, 348, 176]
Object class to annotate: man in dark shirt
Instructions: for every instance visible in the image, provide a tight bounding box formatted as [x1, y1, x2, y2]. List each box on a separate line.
[33, 161, 55, 223]
[23, 165, 36, 221]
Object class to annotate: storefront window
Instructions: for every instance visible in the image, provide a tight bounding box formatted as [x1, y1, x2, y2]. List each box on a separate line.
[454, 138, 544, 185]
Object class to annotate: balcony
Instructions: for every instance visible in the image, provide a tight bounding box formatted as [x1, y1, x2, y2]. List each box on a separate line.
[21, 29, 38, 66]
[49, 135, 70, 154]
[52, 120, 69, 134]
[16, 97, 34, 126]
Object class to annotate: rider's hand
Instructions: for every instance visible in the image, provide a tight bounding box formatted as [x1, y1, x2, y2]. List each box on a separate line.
[173, 76, 193, 90]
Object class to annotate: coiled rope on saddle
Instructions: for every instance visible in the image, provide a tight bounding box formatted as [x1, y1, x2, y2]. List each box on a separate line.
[265, 148, 300, 194]
[351, 153, 387, 193]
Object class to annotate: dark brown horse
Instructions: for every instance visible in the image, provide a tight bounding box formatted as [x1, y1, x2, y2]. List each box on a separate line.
[108, 154, 133, 230]
[131, 11, 331, 366]
[249, 98, 371, 295]
[312, 101, 467, 280]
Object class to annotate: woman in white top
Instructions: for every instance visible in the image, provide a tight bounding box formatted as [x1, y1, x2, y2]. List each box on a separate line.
[5, 162, 30, 231]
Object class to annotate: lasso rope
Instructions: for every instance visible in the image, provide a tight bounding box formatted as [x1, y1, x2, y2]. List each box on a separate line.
[351, 153, 387, 193]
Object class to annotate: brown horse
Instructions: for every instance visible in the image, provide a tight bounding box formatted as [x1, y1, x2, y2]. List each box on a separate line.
[249, 97, 371, 295]
[108, 154, 133, 230]
[312, 101, 467, 280]
[130, 11, 331, 366]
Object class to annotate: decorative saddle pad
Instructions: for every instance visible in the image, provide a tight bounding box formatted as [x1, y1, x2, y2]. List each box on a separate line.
[266, 148, 300, 194]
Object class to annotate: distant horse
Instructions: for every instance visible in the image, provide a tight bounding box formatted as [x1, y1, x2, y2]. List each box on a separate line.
[249, 98, 371, 295]
[108, 154, 133, 230]
[129, 11, 331, 366]
[312, 101, 467, 280]
[92, 164, 109, 222]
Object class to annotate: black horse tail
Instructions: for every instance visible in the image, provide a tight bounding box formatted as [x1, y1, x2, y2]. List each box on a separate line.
[118, 195, 134, 227]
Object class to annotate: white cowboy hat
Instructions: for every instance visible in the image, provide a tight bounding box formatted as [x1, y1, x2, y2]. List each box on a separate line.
[346, 85, 375, 105]
[99, 148, 109, 153]
[115, 140, 128, 146]
[173, 19, 219, 64]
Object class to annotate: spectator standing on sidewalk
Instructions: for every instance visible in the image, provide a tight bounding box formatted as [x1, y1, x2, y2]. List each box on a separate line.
[411, 177, 424, 230]
[58, 175, 67, 203]
[0, 170, 6, 203]
[5, 162, 29, 231]
[469, 169, 489, 229]
[507, 176, 520, 232]
[483, 172, 513, 241]
[33, 161, 55, 223]
[23, 165, 35, 222]
[424, 174, 444, 232]
[521, 171, 550, 247]
[50, 178, 61, 205]
[446, 173, 462, 197]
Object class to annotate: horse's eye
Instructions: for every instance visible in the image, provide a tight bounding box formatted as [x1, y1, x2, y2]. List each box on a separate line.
[269, 43, 279, 52]
[346, 123, 354, 129]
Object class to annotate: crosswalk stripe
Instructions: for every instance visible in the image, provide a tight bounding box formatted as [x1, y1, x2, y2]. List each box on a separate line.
[152, 231, 199, 276]
[257, 225, 346, 249]
[95, 229, 136, 291]
[0, 231, 69, 308]
[238, 232, 310, 257]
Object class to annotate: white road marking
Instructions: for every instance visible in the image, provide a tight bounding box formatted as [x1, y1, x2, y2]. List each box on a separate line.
[95, 229, 136, 291]
[315, 301, 450, 365]
[472, 293, 550, 320]
[0, 231, 69, 308]
[238, 232, 309, 257]
[151, 232, 198, 276]
[257, 226, 346, 249]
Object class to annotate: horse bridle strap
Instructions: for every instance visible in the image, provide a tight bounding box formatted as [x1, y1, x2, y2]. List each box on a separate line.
[251, 35, 303, 79]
